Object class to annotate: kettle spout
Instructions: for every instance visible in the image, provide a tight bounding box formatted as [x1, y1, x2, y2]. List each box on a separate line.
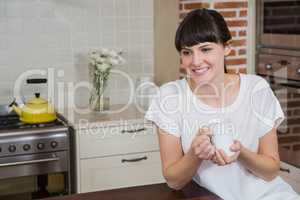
[11, 104, 22, 117]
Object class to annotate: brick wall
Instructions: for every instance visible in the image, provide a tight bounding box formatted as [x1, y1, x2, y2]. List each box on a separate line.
[179, 0, 248, 74]
[274, 86, 300, 151]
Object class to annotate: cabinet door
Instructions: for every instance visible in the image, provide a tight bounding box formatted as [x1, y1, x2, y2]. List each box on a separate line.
[80, 151, 165, 193]
[279, 162, 300, 194]
[79, 123, 159, 158]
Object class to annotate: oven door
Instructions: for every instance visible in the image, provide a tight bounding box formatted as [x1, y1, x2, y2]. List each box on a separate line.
[268, 78, 300, 150]
[0, 151, 69, 199]
[0, 151, 67, 179]
[257, 0, 300, 50]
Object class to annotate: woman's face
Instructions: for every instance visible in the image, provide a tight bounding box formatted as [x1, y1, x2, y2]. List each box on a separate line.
[180, 42, 231, 86]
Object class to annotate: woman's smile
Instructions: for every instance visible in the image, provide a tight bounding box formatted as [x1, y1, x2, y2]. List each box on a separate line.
[191, 67, 210, 76]
[180, 42, 231, 85]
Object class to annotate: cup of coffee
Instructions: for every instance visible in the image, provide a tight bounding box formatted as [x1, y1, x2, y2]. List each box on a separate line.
[212, 133, 235, 157]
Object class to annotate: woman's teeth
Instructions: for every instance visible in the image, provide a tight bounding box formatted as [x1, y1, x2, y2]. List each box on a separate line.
[192, 67, 209, 75]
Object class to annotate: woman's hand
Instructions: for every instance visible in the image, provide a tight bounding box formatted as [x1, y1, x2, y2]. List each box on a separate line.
[190, 128, 216, 160]
[212, 140, 242, 166]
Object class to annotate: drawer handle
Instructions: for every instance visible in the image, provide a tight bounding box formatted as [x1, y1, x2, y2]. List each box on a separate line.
[121, 128, 146, 134]
[280, 167, 290, 173]
[121, 156, 148, 163]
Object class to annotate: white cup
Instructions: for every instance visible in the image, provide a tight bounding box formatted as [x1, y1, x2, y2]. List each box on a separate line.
[212, 133, 235, 157]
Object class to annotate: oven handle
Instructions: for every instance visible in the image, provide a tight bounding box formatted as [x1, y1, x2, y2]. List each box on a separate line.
[0, 156, 59, 167]
[279, 82, 300, 89]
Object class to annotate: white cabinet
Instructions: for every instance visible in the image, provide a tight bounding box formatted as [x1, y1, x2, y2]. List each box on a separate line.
[75, 121, 165, 193]
[80, 151, 163, 192]
[279, 161, 300, 194]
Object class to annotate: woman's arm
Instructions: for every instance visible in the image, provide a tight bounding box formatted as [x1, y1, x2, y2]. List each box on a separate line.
[158, 127, 215, 190]
[238, 127, 280, 181]
[213, 127, 280, 182]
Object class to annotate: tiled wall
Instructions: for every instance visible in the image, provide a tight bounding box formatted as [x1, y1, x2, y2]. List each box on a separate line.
[179, 0, 248, 74]
[0, 0, 154, 108]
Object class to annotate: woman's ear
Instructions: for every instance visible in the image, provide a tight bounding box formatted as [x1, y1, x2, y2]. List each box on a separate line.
[224, 41, 232, 56]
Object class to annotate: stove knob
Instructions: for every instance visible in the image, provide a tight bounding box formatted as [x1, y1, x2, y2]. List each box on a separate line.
[265, 64, 272, 70]
[37, 143, 45, 150]
[23, 144, 31, 151]
[50, 141, 58, 149]
[8, 145, 16, 153]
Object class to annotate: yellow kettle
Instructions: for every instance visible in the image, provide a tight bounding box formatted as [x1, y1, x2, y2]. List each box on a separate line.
[11, 93, 57, 124]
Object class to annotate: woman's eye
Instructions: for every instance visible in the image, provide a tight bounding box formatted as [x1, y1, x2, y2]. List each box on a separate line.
[201, 48, 212, 53]
[181, 50, 191, 56]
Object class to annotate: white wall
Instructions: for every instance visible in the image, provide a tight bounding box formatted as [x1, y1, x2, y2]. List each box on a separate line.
[0, 0, 154, 109]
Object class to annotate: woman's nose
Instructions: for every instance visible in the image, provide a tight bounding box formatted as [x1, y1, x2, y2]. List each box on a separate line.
[191, 52, 204, 66]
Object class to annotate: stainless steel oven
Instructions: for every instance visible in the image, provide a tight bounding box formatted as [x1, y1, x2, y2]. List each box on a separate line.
[256, 0, 300, 180]
[256, 51, 300, 150]
[256, 0, 300, 50]
[0, 114, 74, 200]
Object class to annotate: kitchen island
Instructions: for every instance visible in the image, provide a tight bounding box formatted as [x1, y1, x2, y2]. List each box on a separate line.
[44, 181, 221, 200]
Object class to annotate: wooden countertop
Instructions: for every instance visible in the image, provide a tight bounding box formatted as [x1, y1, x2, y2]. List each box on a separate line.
[44, 182, 222, 200]
[60, 104, 148, 129]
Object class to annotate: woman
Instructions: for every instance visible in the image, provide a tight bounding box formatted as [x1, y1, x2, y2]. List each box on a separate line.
[145, 8, 299, 200]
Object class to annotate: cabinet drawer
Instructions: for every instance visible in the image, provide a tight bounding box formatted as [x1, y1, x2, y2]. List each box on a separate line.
[79, 123, 158, 158]
[80, 151, 165, 192]
[279, 162, 300, 194]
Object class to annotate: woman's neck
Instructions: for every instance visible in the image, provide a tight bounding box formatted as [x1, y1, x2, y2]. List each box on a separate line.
[188, 74, 229, 96]
[188, 74, 239, 107]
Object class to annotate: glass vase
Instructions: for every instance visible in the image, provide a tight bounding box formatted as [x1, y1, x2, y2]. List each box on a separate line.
[89, 67, 110, 112]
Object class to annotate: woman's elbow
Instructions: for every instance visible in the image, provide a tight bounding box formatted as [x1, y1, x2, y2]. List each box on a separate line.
[262, 166, 280, 182]
[163, 172, 186, 190]
[165, 180, 185, 190]
[262, 159, 280, 182]
[262, 173, 278, 182]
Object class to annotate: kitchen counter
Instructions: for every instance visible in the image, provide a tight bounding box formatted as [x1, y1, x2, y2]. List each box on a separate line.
[44, 181, 222, 200]
[60, 105, 300, 169]
[60, 104, 147, 129]
[279, 147, 300, 169]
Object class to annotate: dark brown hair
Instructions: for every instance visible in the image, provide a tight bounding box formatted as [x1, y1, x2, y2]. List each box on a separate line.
[175, 8, 232, 72]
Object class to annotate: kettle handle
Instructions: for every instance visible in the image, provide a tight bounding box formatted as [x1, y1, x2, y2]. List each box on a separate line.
[9, 98, 17, 107]
[27, 78, 47, 84]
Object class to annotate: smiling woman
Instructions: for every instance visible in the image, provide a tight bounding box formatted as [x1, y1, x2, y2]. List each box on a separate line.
[175, 7, 231, 77]
[179, 42, 231, 88]
[145, 8, 299, 200]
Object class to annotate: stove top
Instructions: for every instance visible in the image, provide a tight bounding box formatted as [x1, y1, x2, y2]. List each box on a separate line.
[0, 113, 66, 131]
[0, 112, 70, 158]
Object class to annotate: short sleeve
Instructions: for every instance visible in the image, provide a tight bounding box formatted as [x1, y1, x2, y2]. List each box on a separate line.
[145, 83, 182, 137]
[251, 79, 285, 137]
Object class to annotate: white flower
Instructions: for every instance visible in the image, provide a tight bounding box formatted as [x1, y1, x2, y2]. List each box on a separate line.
[108, 50, 118, 57]
[96, 63, 110, 71]
[100, 48, 110, 56]
[90, 59, 96, 66]
[109, 58, 120, 65]
[88, 48, 125, 68]
[89, 53, 98, 61]
[96, 56, 105, 63]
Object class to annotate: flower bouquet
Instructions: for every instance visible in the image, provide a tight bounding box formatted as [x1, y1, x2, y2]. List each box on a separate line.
[88, 48, 125, 111]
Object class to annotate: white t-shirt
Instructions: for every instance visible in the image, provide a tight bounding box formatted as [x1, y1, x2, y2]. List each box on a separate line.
[145, 74, 299, 200]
